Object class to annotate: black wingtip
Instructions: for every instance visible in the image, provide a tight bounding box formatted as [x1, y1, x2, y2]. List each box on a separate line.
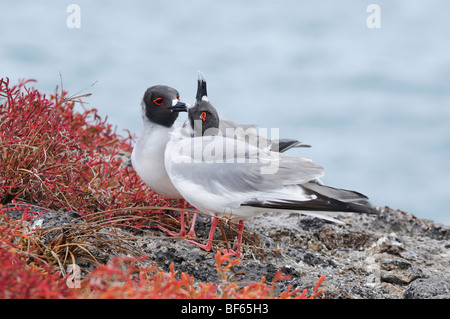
[242, 187, 380, 216]
[274, 139, 312, 153]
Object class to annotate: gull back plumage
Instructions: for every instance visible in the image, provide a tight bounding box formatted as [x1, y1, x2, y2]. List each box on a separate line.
[165, 73, 378, 221]
[163, 71, 378, 257]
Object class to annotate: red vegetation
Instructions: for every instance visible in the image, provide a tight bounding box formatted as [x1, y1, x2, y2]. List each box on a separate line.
[0, 78, 172, 217]
[78, 251, 324, 299]
[0, 78, 325, 299]
[0, 208, 324, 299]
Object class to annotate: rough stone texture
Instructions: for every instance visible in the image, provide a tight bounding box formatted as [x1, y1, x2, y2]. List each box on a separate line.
[404, 276, 450, 299]
[8, 204, 450, 299]
[29, 210, 83, 244]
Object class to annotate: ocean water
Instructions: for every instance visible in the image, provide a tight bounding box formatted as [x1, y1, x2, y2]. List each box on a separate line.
[1, 0, 449, 225]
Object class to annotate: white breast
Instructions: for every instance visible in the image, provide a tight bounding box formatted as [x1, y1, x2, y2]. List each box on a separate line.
[131, 122, 182, 199]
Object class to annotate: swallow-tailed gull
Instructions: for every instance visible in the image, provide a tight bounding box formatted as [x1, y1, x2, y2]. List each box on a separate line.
[165, 81, 378, 257]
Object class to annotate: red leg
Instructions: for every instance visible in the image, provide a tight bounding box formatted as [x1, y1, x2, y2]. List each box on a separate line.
[219, 220, 244, 258]
[185, 217, 218, 251]
[187, 213, 197, 238]
[157, 199, 187, 237]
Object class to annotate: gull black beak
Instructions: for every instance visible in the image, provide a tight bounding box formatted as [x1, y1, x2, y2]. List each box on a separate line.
[168, 101, 188, 113]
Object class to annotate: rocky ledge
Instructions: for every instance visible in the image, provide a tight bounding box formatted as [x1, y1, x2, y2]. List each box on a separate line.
[6, 204, 449, 299]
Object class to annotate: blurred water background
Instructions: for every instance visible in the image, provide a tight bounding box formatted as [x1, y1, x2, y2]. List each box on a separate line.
[1, 0, 449, 225]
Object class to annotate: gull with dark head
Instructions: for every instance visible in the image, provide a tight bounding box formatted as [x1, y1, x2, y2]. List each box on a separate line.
[131, 85, 196, 236]
[173, 72, 313, 237]
[165, 74, 378, 257]
[187, 71, 310, 152]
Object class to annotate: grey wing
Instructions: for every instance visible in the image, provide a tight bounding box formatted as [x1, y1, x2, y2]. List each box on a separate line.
[218, 119, 268, 148]
[166, 136, 324, 194]
[219, 119, 258, 131]
[219, 120, 311, 153]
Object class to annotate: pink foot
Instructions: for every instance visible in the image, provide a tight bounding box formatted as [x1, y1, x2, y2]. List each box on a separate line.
[161, 200, 199, 238]
[219, 220, 244, 258]
[184, 218, 244, 258]
[186, 213, 198, 238]
[185, 217, 218, 252]
[219, 248, 241, 257]
[157, 224, 186, 237]
[185, 238, 213, 252]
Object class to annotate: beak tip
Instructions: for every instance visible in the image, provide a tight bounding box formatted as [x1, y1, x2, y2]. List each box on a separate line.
[197, 70, 206, 82]
[196, 71, 208, 102]
[169, 101, 188, 113]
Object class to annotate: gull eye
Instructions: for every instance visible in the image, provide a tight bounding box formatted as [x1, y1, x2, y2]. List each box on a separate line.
[200, 112, 207, 122]
[176, 94, 180, 100]
[153, 97, 164, 105]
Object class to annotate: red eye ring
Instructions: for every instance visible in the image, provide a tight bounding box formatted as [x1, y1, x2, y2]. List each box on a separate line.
[200, 112, 207, 122]
[176, 94, 180, 100]
[153, 97, 164, 105]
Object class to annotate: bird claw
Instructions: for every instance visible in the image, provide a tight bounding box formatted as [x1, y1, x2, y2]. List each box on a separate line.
[219, 247, 241, 258]
[157, 223, 197, 238]
[185, 238, 212, 251]
[187, 229, 197, 238]
[157, 224, 186, 237]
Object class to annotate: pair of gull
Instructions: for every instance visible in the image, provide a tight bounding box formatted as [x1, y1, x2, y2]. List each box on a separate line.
[131, 72, 377, 257]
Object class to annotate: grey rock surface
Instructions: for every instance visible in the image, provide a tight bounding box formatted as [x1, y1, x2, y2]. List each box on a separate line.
[110, 207, 450, 298]
[404, 276, 450, 299]
[8, 203, 449, 298]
